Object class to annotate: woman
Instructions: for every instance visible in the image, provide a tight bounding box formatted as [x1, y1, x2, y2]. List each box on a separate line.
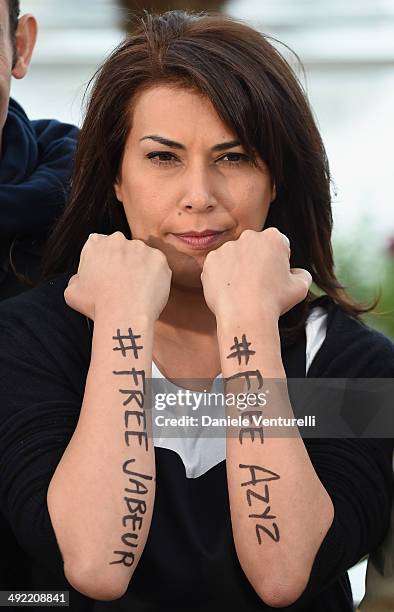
[0, 9, 393, 611]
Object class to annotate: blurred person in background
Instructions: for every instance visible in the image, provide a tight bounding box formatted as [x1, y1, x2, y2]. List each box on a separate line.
[0, 0, 78, 301]
[0, 0, 78, 593]
[118, 0, 226, 32]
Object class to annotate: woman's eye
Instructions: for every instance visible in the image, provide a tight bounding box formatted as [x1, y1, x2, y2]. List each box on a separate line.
[219, 153, 250, 166]
[146, 151, 250, 167]
[147, 152, 178, 166]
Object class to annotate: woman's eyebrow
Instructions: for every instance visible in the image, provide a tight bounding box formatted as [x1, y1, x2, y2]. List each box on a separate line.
[139, 134, 241, 151]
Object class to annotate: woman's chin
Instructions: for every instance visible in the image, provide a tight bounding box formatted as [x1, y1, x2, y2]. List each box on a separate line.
[165, 251, 207, 289]
[166, 256, 206, 288]
[170, 268, 204, 290]
[145, 237, 207, 288]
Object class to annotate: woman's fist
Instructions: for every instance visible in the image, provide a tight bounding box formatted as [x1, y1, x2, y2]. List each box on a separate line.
[200, 227, 312, 320]
[64, 232, 172, 321]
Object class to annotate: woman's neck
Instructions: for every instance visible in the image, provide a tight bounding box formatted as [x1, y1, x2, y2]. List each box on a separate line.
[155, 282, 218, 347]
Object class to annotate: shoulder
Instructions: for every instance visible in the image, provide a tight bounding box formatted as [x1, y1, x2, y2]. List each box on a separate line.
[306, 296, 394, 377]
[32, 117, 79, 143]
[0, 272, 75, 325]
[0, 273, 91, 369]
[8, 98, 79, 142]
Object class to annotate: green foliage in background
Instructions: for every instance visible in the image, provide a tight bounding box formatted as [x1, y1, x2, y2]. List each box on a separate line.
[332, 235, 394, 340]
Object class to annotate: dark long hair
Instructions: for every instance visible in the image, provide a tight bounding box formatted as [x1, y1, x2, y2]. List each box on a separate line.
[40, 9, 376, 345]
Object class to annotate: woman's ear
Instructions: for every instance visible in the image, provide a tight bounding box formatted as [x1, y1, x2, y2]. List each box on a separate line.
[271, 182, 277, 203]
[114, 178, 123, 202]
[11, 15, 37, 79]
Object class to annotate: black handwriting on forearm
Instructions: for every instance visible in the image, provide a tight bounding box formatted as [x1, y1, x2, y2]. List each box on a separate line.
[240, 463, 280, 544]
[109, 329, 153, 568]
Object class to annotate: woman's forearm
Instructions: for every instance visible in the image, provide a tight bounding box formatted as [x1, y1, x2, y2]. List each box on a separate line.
[216, 308, 334, 608]
[47, 302, 156, 600]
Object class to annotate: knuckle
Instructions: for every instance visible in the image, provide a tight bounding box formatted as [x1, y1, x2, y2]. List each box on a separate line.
[240, 228, 255, 238]
[111, 231, 125, 240]
[132, 238, 145, 248]
[265, 227, 281, 239]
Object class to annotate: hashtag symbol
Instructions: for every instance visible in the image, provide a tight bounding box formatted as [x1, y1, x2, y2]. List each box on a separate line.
[112, 328, 143, 358]
[227, 334, 256, 365]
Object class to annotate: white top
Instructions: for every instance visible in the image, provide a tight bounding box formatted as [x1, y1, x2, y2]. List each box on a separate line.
[152, 306, 328, 478]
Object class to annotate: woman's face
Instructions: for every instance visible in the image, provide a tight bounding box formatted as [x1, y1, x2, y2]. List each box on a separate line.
[115, 84, 276, 288]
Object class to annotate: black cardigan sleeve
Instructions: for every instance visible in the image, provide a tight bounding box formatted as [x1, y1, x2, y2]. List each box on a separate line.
[286, 316, 394, 609]
[0, 296, 89, 584]
[289, 436, 393, 609]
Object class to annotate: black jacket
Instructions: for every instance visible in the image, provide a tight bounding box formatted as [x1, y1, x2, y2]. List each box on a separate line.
[0, 98, 78, 300]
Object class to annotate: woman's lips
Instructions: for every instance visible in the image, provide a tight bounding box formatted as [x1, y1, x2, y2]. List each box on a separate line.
[171, 232, 226, 250]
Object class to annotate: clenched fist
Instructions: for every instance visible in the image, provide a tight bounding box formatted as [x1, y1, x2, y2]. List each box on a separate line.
[64, 232, 172, 321]
[200, 227, 312, 321]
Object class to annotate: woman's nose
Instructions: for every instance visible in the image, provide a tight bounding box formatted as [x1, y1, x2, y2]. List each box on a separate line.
[179, 164, 218, 212]
[182, 199, 215, 212]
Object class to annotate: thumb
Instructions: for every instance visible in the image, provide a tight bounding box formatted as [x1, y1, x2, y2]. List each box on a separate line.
[66, 274, 78, 287]
[290, 267, 313, 290]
